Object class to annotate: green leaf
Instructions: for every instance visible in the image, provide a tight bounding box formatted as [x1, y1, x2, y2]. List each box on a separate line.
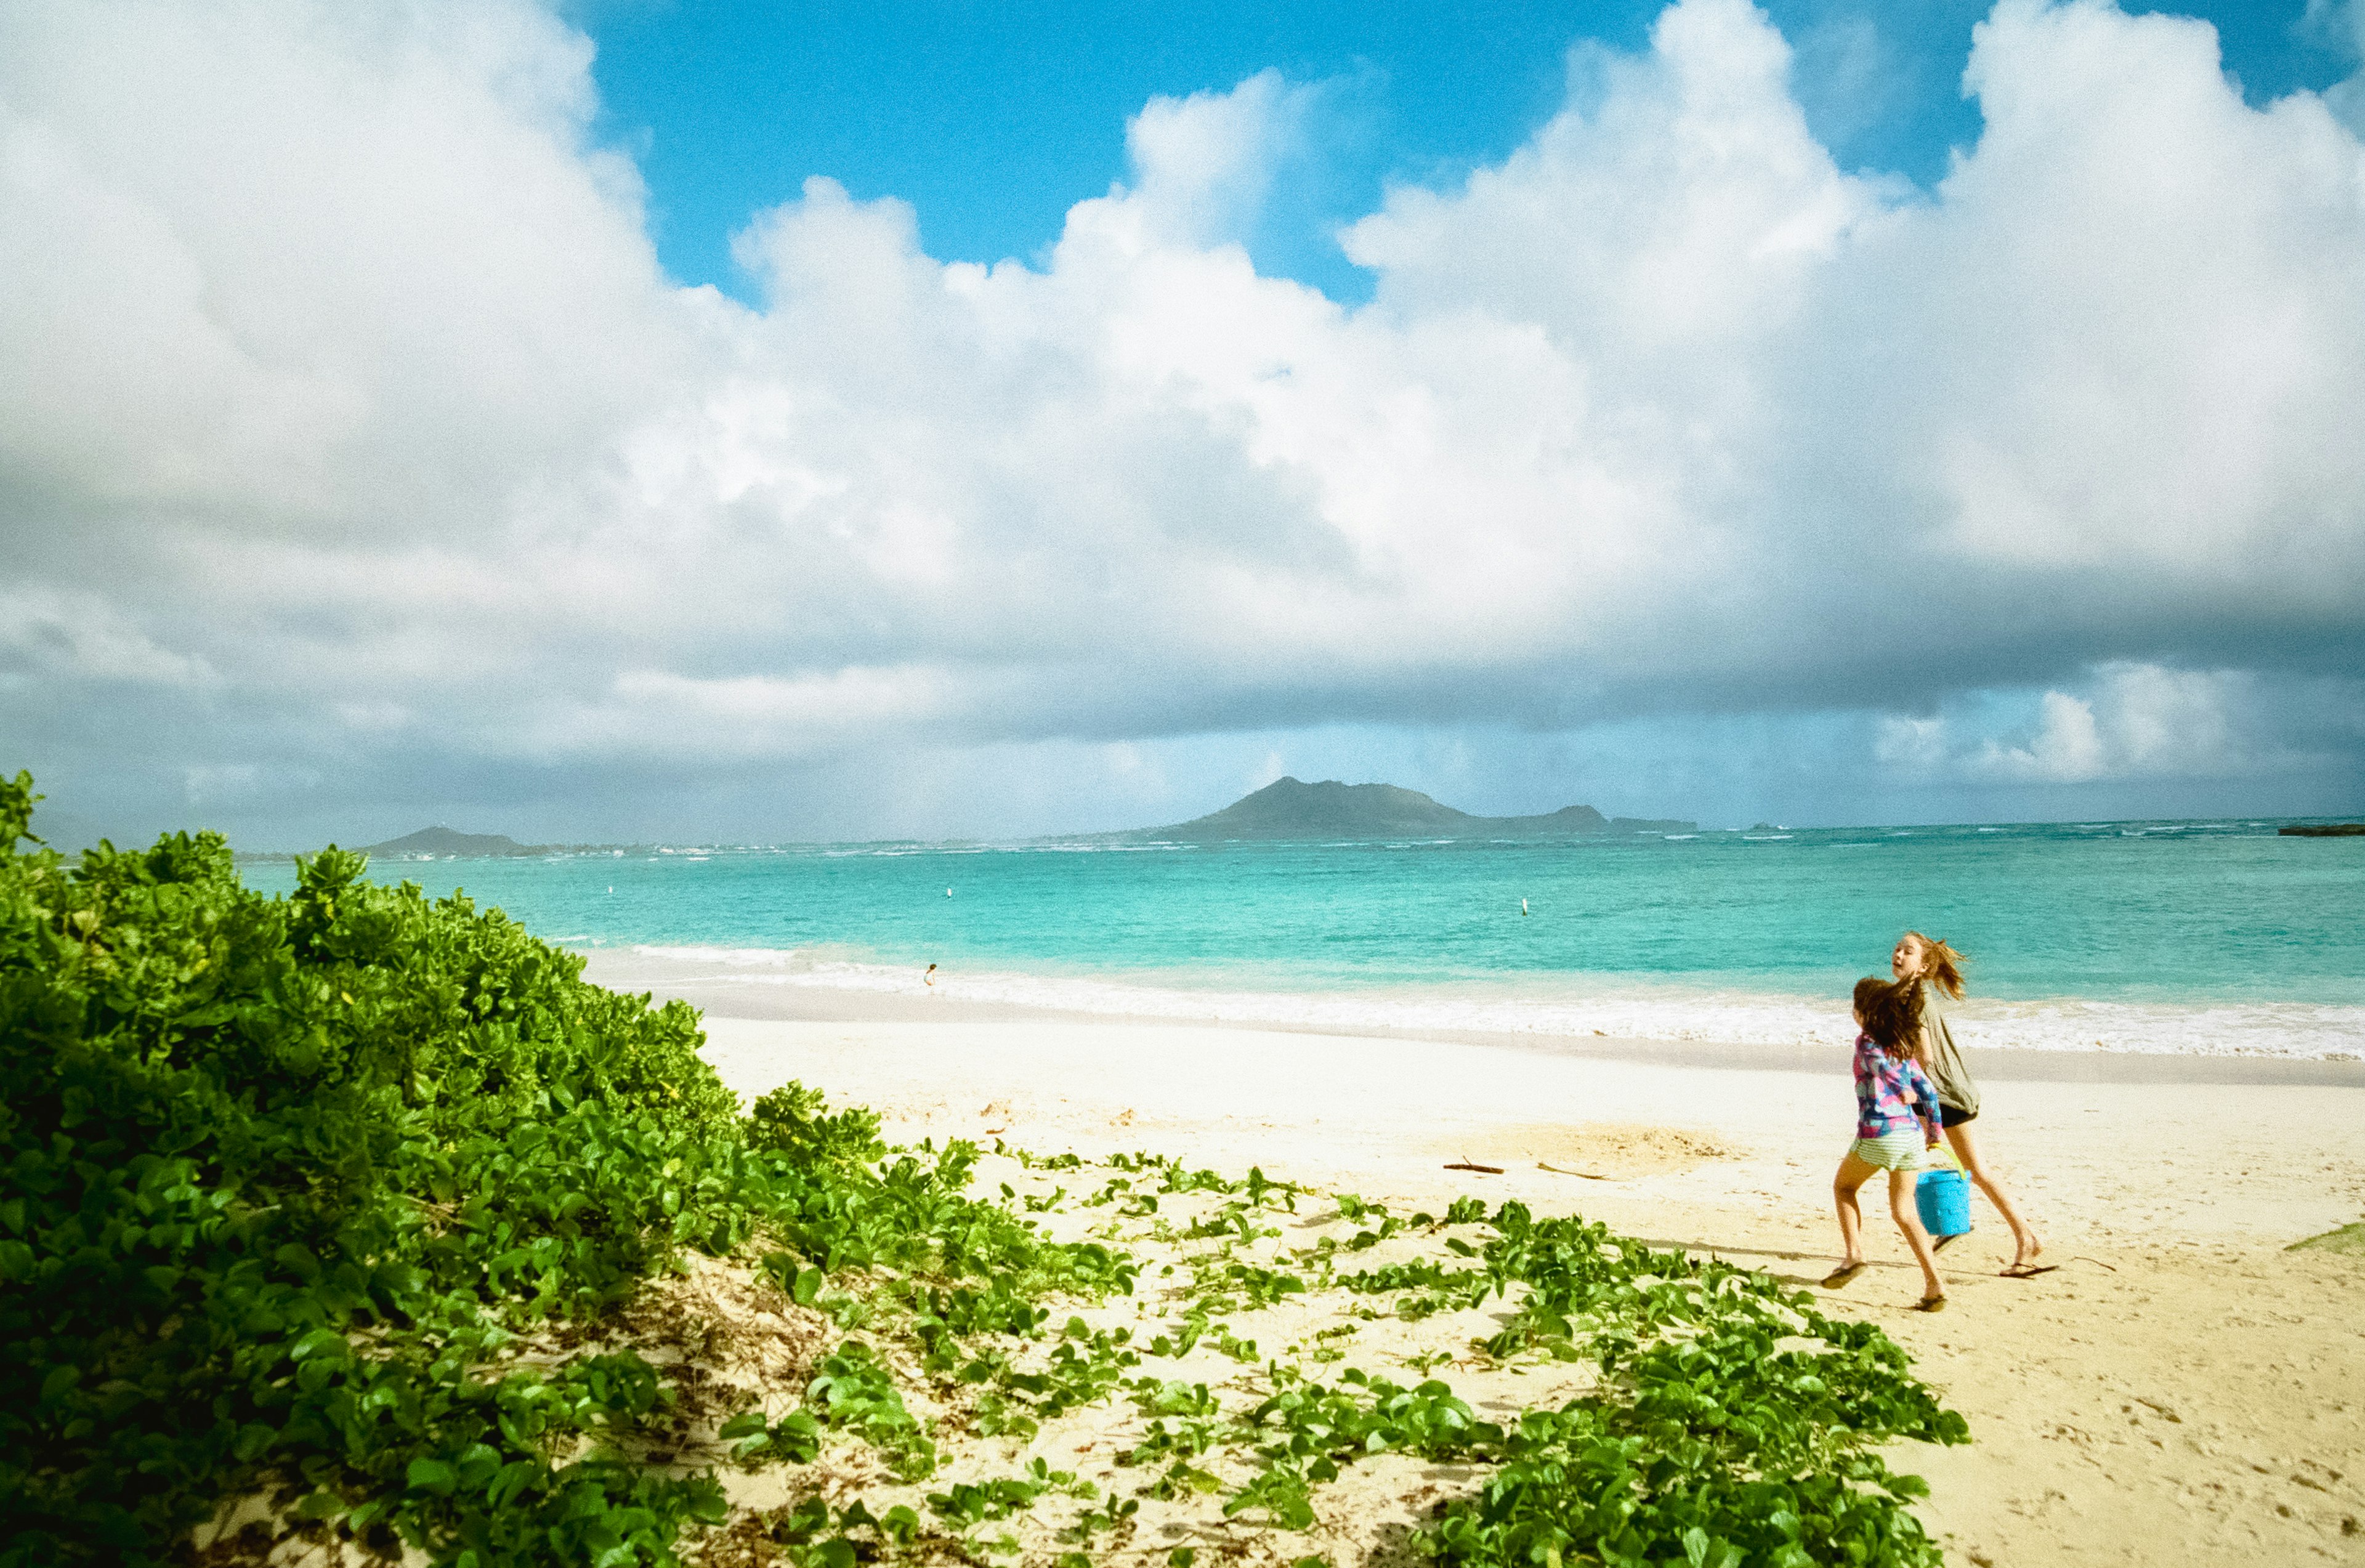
[288, 1326, 349, 1363]
[406, 1458, 458, 1496]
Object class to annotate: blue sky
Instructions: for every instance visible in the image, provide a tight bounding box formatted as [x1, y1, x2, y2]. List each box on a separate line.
[585, 1, 2353, 305]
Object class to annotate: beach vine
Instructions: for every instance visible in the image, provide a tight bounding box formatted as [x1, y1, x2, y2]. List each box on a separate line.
[0, 770, 1967, 1567]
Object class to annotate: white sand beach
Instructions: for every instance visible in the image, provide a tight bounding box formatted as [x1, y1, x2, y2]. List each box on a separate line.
[664, 995, 2365, 1567]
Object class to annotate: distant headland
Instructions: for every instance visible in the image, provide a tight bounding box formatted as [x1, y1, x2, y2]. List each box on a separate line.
[1126, 777, 1695, 842]
[235, 825, 644, 863]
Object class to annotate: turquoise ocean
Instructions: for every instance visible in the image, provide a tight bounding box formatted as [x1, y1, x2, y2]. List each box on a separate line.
[243, 820, 2365, 1059]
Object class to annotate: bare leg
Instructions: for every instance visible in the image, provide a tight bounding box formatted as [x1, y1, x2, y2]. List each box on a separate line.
[1888, 1169, 1945, 1304]
[1829, 1154, 1876, 1282]
[1943, 1120, 2041, 1267]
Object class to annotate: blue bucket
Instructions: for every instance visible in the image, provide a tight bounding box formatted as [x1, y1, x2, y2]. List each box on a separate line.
[1915, 1165, 1972, 1237]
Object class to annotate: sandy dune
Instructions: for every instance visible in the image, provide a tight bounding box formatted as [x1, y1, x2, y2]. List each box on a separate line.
[692, 1012, 2365, 1566]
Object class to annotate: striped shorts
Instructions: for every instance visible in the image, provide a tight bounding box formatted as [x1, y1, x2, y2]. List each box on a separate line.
[1849, 1130, 1928, 1171]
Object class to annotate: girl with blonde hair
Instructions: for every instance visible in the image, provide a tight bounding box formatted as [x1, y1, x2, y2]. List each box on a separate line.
[1893, 931, 2047, 1275]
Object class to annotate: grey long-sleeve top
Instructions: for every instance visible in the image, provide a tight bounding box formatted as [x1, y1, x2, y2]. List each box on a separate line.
[1918, 984, 1980, 1117]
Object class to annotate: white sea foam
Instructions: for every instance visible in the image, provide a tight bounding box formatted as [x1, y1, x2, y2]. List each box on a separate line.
[621, 945, 2365, 1061]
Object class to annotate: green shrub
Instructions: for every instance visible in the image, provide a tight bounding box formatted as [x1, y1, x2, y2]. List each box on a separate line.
[0, 772, 745, 1565]
[0, 770, 1139, 1566]
[746, 1080, 887, 1167]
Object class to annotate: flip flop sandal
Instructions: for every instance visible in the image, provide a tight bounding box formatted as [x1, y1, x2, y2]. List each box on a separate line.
[1932, 1231, 1967, 1253]
[1914, 1296, 1947, 1312]
[2000, 1263, 2060, 1279]
[1821, 1263, 1866, 1289]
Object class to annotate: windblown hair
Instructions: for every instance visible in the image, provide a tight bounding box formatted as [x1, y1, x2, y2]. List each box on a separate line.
[1853, 976, 1925, 1059]
[1903, 931, 1968, 1000]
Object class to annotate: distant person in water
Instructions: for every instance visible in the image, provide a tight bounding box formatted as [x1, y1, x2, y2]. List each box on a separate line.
[924, 963, 937, 988]
[1826, 976, 1948, 1311]
[1893, 932, 2046, 1275]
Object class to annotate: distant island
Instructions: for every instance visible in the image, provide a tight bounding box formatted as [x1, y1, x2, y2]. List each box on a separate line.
[362, 826, 548, 859]
[1129, 777, 1694, 842]
[235, 825, 643, 863]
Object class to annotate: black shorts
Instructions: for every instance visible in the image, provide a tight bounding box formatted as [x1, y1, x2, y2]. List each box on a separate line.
[1938, 1103, 1978, 1129]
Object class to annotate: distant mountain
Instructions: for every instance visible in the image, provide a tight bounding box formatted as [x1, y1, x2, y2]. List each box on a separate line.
[362, 826, 544, 859]
[1134, 778, 1694, 842]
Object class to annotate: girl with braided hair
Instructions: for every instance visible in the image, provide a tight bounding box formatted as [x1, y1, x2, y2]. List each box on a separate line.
[1824, 975, 1947, 1311]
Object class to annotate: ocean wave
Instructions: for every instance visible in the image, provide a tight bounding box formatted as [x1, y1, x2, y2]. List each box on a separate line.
[1009, 842, 1189, 853]
[620, 945, 2365, 1060]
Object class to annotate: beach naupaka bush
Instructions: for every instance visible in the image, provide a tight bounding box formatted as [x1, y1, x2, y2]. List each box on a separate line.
[0, 770, 756, 1563]
[0, 768, 1147, 1567]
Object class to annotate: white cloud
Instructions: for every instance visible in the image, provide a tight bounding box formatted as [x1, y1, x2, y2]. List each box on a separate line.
[1787, 14, 1899, 152]
[1346, 0, 1887, 377]
[1971, 690, 2108, 782]
[1123, 68, 1322, 247]
[0, 590, 216, 687]
[1873, 714, 1948, 774]
[1, 0, 2361, 838]
[1882, 663, 2320, 785]
[1852, 1, 2365, 580]
[0, 0, 693, 523]
[2305, 1, 2365, 132]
